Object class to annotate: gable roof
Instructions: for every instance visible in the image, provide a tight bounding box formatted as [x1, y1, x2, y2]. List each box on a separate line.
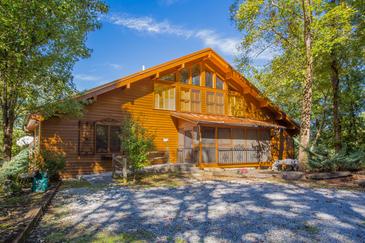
[77, 48, 299, 133]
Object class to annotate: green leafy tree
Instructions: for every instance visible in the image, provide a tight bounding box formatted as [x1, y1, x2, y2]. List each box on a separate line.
[0, 0, 108, 160]
[231, 0, 363, 169]
[120, 117, 154, 179]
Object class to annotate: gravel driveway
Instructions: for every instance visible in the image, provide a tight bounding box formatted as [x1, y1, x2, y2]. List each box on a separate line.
[30, 180, 365, 242]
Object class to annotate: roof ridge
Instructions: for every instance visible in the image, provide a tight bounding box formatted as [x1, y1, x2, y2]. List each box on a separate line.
[78, 48, 213, 97]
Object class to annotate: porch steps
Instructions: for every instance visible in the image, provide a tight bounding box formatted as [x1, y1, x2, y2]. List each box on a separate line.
[148, 151, 168, 165]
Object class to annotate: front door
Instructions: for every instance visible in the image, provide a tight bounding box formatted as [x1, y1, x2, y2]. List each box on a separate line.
[178, 129, 194, 163]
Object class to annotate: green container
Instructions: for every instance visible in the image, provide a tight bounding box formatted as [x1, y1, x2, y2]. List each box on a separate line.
[32, 172, 48, 192]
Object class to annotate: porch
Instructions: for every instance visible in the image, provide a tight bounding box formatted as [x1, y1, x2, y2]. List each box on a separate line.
[172, 112, 288, 168]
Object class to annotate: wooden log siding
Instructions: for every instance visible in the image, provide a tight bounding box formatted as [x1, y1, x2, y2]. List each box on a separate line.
[41, 79, 179, 177]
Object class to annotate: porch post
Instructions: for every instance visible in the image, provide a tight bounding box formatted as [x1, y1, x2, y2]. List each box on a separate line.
[279, 128, 284, 160]
[199, 125, 202, 166]
[215, 127, 218, 163]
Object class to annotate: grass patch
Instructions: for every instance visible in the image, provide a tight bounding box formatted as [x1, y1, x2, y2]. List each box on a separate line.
[114, 172, 192, 188]
[92, 229, 155, 243]
[60, 179, 109, 192]
[60, 179, 92, 190]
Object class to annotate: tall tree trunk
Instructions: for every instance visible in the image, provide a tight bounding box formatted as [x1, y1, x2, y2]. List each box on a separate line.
[298, 0, 314, 171]
[2, 115, 14, 161]
[331, 57, 342, 152]
[1, 76, 16, 161]
[1, 97, 15, 161]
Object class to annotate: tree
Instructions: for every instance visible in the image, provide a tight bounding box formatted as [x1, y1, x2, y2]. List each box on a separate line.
[298, 0, 314, 170]
[120, 116, 154, 180]
[231, 0, 362, 169]
[0, 0, 108, 160]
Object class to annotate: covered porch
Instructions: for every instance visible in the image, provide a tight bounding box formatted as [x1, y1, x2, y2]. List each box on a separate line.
[172, 112, 289, 168]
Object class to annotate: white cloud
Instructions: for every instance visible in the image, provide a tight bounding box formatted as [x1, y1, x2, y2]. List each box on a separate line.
[108, 63, 123, 70]
[109, 15, 193, 38]
[107, 14, 240, 56]
[74, 74, 102, 81]
[195, 30, 240, 56]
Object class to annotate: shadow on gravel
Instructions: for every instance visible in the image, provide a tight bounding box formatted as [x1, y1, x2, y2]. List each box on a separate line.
[28, 181, 365, 242]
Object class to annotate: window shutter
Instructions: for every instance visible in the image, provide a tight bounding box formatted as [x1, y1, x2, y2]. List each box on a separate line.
[78, 121, 95, 155]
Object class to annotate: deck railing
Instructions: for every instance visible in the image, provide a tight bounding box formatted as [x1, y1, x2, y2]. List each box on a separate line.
[178, 147, 270, 164]
[218, 148, 265, 164]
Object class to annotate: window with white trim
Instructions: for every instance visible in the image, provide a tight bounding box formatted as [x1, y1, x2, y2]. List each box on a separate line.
[154, 84, 176, 110]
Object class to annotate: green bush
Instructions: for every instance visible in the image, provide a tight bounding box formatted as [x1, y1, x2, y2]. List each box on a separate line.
[309, 146, 365, 172]
[0, 148, 31, 194]
[41, 149, 66, 181]
[120, 117, 154, 178]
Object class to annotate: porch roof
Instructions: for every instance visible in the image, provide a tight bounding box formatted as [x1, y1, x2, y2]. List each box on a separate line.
[170, 112, 286, 129]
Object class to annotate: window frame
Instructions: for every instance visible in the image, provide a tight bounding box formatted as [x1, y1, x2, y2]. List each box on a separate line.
[215, 74, 224, 90]
[180, 87, 191, 112]
[179, 68, 190, 84]
[154, 83, 176, 111]
[95, 123, 122, 154]
[205, 71, 213, 88]
[159, 72, 176, 82]
[191, 64, 201, 86]
[191, 89, 201, 113]
[206, 91, 225, 115]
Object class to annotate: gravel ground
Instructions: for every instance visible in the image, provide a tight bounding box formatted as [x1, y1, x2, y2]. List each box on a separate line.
[29, 180, 365, 242]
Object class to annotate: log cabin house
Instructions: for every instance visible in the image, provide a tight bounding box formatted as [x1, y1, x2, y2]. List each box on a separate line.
[26, 48, 299, 177]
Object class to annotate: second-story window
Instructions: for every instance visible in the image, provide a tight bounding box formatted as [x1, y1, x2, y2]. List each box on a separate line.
[216, 93, 225, 114]
[205, 71, 213, 88]
[206, 92, 225, 115]
[206, 92, 215, 114]
[216, 76, 224, 89]
[160, 73, 176, 82]
[180, 68, 189, 84]
[191, 89, 201, 113]
[191, 65, 201, 86]
[154, 84, 176, 110]
[180, 88, 191, 112]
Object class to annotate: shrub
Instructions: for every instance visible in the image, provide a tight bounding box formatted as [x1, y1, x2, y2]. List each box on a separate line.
[37, 135, 66, 181]
[0, 148, 31, 194]
[120, 117, 154, 178]
[309, 145, 365, 172]
[40, 149, 66, 181]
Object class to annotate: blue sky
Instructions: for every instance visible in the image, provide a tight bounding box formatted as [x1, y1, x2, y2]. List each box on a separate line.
[73, 0, 271, 91]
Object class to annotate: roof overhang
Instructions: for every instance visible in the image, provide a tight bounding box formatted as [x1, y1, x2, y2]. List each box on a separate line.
[171, 112, 286, 129]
